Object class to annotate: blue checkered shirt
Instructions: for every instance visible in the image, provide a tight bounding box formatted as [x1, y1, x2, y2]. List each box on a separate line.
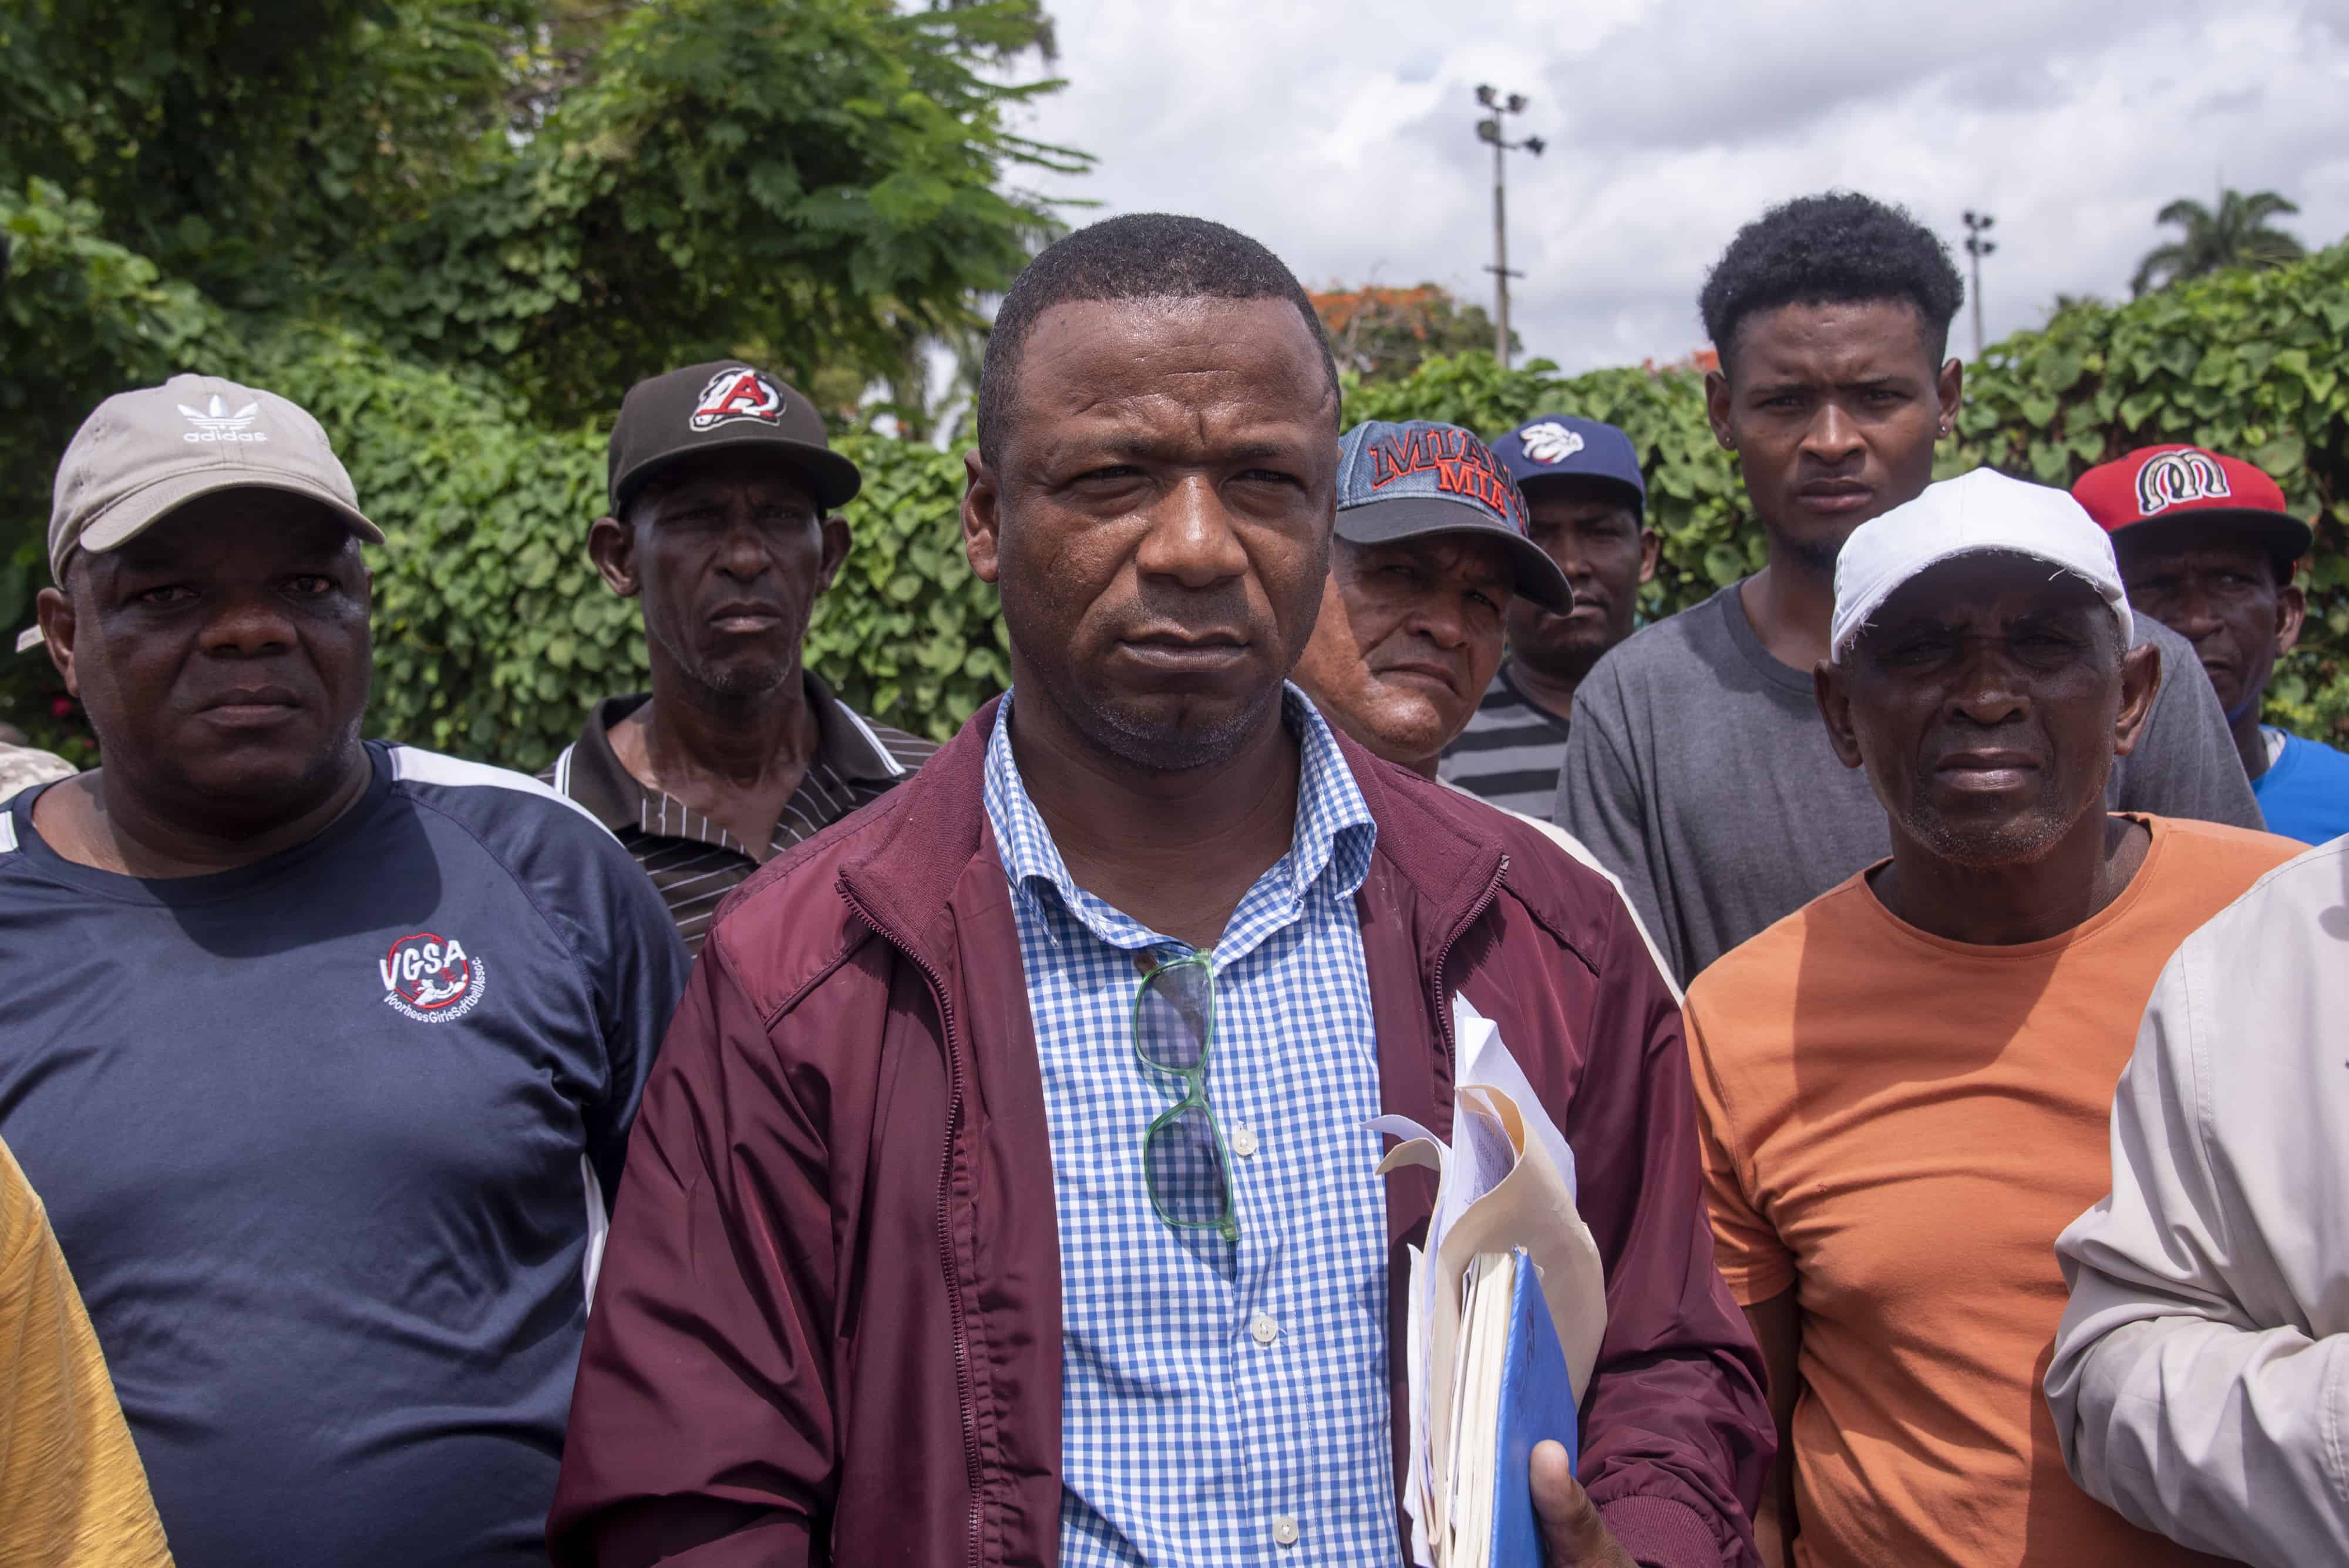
[984, 688, 1398, 1566]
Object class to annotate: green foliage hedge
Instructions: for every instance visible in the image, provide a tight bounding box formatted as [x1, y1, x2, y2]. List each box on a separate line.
[10, 200, 2347, 765]
[1958, 264, 2349, 739]
[2, 0, 1060, 769]
[344, 0, 1074, 426]
[3, 179, 1011, 772]
[217, 324, 1007, 770]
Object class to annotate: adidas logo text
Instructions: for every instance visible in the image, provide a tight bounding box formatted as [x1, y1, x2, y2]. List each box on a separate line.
[177, 394, 269, 445]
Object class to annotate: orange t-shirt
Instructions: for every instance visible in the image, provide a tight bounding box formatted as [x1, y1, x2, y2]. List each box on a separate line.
[1684, 815, 2299, 1568]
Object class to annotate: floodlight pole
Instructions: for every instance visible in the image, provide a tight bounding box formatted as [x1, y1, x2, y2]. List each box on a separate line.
[1963, 210, 1997, 362]
[1491, 131, 1510, 362]
[1476, 87, 1544, 369]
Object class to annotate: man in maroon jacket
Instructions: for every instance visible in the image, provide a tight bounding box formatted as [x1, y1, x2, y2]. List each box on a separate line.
[551, 214, 1770, 1568]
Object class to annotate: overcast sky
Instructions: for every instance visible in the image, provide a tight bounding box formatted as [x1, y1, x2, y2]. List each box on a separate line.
[1008, 0, 2349, 372]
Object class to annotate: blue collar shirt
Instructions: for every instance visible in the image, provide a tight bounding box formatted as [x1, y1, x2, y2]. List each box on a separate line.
[983, 687, 1398, 1566]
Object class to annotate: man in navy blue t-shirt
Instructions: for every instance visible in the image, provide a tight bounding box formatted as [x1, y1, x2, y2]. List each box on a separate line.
[4, 374, 688, 1566]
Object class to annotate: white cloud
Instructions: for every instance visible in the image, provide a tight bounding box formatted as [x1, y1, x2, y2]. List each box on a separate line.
[1011, 0, 2349, 372]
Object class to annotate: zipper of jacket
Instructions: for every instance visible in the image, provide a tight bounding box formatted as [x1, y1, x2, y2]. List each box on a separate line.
[1428, 853, 1509, 1075]
[843, 890, 987, 1568]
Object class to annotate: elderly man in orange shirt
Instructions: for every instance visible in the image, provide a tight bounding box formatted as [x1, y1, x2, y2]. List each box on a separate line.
[1681, 469, 2298, 1568]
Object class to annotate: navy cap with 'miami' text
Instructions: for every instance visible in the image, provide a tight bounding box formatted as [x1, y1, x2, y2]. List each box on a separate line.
[1335, 420, 1573, 611]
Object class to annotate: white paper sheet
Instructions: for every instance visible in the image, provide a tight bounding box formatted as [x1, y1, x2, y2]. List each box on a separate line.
[1451, 994, 1577, 1206]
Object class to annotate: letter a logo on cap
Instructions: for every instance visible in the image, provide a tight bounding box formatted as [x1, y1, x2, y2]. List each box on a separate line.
[689, 368, 787, 431]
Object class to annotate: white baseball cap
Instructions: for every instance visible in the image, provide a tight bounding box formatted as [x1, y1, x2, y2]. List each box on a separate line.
[1830, 468, 2131, 664]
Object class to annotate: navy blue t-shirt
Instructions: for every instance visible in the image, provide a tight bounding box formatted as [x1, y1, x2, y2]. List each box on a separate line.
[0, 743, 688, 1567]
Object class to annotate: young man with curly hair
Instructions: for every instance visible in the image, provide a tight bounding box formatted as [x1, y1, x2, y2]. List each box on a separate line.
[1555, 192, 2261, 985]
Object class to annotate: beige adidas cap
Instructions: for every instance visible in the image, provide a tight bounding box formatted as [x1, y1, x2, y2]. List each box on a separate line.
[47, 373, 383, 585]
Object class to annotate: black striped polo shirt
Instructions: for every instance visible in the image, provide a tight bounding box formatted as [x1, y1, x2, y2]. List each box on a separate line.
[542, 678, 937, 954]
[1437, 661, 1574, 819]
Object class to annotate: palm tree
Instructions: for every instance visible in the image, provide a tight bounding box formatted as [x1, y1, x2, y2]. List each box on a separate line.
[2044, 291, 2106, 322]
[2131, 189, 2306, 296]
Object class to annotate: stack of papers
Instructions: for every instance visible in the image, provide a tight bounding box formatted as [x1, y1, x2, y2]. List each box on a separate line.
[1371, 997, 1607, 1568]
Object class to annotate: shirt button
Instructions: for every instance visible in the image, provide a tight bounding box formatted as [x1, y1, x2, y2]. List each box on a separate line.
[1273, 1515, 1301, 1548]
[1249, 1311, 1280, 1347]
[1231, 1125, 1259, 1158]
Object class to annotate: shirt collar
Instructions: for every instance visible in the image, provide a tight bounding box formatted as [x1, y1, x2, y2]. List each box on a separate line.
[982, 684, 1377, 951]
[554, 672, 903, 844]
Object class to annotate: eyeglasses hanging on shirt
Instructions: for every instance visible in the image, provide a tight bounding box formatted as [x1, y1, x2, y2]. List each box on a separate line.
[1132, 951, 1240, 1243]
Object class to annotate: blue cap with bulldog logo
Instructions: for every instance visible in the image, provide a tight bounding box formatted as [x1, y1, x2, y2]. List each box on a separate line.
[1335, 419, 1574, 611]
[1488, 414, 1645, 515]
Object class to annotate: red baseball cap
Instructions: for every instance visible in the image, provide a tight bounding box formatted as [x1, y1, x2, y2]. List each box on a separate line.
[2072, 445, 2311, 576]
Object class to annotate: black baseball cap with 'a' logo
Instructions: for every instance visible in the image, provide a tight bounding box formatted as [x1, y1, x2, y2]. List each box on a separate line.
[605, 362, 862, 516]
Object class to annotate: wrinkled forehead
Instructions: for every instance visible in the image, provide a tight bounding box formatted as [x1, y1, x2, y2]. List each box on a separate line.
[1728, 297, 1938, 385]
[1340, 529, 1515, 586]
[2112, 527, 2274, 578]
[86, 489, 361, 583]
[1522, 479, 1640, 528]
[1011, 296, 1337, 465]
[636, 449, 819, 519]
[1861, 549, 2119, 642]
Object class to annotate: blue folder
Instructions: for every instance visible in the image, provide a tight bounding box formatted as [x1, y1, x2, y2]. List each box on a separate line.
[1482, 1248, 1581, 1568]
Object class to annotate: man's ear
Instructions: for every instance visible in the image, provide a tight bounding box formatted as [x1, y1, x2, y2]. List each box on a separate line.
[2276, 580, 2307, 658]
[1814, 658, 1865, 770]
[1637, 528, 1661, 585]
[585, 514, 641, 598]
[1936, 356, 1965, 432]
[34, 584, 78, 699]
[1703, 368, 1735, 450]
[815, 514, 852, 594]
[2112, 639, 2162, 758]
[963, 449, 1003, 586]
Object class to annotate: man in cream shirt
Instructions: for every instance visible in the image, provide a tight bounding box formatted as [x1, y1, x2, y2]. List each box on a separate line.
[2048, 833, 2349, 1568]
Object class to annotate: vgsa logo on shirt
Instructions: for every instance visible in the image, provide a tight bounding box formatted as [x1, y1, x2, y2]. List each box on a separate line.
[379, 932, 489, 1023]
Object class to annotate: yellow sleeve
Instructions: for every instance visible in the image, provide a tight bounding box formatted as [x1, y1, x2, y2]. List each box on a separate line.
[0, 1139, 174, 1567]
[1682, 991, 1796, 1307]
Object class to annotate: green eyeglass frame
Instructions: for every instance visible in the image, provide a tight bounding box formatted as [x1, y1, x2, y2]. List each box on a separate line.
[1130, 950, 1239, 1243]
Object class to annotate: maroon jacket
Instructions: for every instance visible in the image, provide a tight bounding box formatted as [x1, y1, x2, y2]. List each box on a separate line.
[550, 700, 1770, 1567]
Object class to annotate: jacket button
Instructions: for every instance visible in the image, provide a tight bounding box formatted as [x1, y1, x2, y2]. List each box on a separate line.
[1272, 1515, 1300, 1548]
[1248, 1311, 1279, 1347]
